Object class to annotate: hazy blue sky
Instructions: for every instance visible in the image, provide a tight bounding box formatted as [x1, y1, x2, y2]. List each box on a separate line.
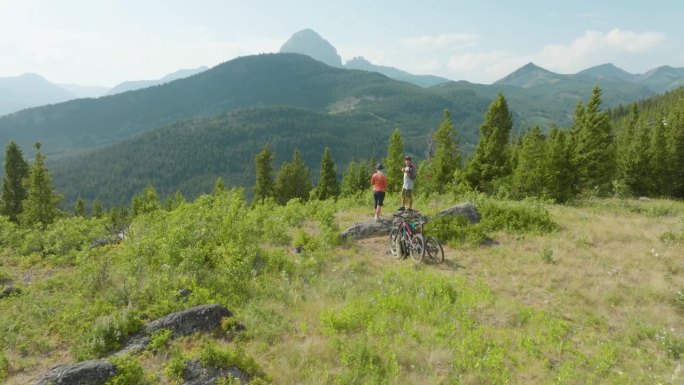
[2, 0, 683, 86]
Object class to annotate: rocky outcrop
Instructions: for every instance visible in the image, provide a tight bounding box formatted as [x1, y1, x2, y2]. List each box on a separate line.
[143, 304, 232, 337]
[34, 360, 116, 385]
[182, 359, 249, 385]
[341, 202, 479, 241]
[341, 217, 395, 240]
[34, 304, 239, 384]
[437, 202, 480, 224]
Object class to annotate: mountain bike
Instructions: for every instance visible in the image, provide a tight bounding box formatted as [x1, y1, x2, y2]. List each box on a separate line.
[389, 211, 425, 262]
[424, 236, 444, 264]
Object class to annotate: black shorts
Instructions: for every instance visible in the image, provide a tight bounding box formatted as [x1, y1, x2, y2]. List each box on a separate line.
[373, 191, 385, 208]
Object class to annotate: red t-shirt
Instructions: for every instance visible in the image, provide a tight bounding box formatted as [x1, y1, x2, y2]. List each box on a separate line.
[371, 172, 387, 192]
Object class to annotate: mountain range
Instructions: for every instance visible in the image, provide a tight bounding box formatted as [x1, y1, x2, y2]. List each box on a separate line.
[0, 67, 208, 116]
[1, 29, 684, 207]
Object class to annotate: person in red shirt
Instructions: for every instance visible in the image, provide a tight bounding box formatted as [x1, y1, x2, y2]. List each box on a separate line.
[371, 164, 387, 221]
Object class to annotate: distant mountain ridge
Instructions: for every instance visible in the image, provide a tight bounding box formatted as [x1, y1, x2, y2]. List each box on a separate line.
[0, 73, 76, 116]
[106, 66, 209, 95]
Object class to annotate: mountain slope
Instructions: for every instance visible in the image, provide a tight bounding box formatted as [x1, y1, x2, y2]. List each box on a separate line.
[0, 53, 425, 159]
[49, 106, 393, 206]
[345, 56, 450, 87]
[106, 66, 209, 95]
[0, 73, 76, 116]
[635, 65, 684, 93]
[577, 63, 638, 82]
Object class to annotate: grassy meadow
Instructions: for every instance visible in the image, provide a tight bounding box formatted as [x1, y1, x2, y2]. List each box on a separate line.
[0, 191, 683, 384]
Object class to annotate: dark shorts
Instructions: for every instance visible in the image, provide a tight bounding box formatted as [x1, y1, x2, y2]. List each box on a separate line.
[402, 188, 413, 199]
[373, 191, 385, 208]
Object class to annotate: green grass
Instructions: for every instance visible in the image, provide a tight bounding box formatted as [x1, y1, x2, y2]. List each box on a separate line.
[0, 191, 683, 384]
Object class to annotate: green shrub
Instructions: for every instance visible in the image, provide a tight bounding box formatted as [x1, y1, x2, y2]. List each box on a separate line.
[106, 355, 145, 385]
[424, 215, 489, 246]
[0, 350, 8, 382]
[199, 342, 265, 379]
[148, 328, 173, 353]
[164, 347, 187, 380]
[80, 309, 143, 358]
[477, 198, 557, 234]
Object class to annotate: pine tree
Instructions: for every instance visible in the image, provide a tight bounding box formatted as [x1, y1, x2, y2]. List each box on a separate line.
[313, 147, 339, 200]
[465, 92, 513, 192]
[511, 126, 548, 199]
[421, 109, 461, 194]
[253, 144, 275, 202]
[20, 143, 63, 228]
[274, 149, 312, 204]
[92, 199, 104, 218]
[665, 105, 684, 198]
[616, 104, 653, 196]
[650, 120, 668, 196]
[74, 197, 86, 217]
[131, 185, 160, 217]
[545, 128, 576, 203]
[572, 86, 616, 194]
[385, 128, 404, 193]
[1, 141, 29, 223]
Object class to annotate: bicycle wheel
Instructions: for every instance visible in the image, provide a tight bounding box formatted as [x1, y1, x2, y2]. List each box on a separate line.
[410, 233, 425, 262]
[389, 228, 402, 259]
[425, 236, 444, 264]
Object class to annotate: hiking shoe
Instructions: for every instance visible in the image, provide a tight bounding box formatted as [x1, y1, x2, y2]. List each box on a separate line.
[375, 217, 381, 222]
[398, 207, 405, 212]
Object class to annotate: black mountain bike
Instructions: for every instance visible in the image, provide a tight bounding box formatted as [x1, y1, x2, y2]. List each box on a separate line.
[389, 211, 425, 262]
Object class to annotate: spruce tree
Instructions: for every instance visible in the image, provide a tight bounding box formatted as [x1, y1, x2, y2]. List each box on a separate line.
[617, 105, 653, 196]
[572, 86, 615, 194]
[1, 141, 29, 223]
[665, 106, 684, 198]
[385, 128, 404, 193]
[92, 199, 104, 218]
[313, 147, 339, 200]
[131, 185, 160, 217]
[274, 149, 312, 204]
[650, 120, 668, 196]
[465, 92, 513, 192]
[545, 128, 576, 203]
[74, 197, 86, 217]
[422, 109, 461, 194]
[511, 126, 548, 199]
[253, 144, 275, 202]
[20, 143, 63, 228]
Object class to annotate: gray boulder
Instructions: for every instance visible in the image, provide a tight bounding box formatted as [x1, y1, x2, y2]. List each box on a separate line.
[341, 202, 479, 241]
[437, 202, 480, 223]
[341, 217, 395, 240]
[34, 359, 116, 385]
[144, 303, 232, 337]
[182, 359, 249, 385]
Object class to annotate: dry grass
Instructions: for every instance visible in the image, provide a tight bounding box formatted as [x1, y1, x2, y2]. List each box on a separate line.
[244, 198, 684, 384]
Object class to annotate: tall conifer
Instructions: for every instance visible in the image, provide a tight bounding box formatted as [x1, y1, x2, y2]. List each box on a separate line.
[313, 147, 339, 200]
[422, 109, 460, 193]
[464, 92, 513, 192]
[20, 143, 63, 228]
[572, 86, 615, 194]
[253, 144, 275, 202]
[274, 149, 312, 204]
[385, 128, 404, 193]
[1, 141, 29, 223]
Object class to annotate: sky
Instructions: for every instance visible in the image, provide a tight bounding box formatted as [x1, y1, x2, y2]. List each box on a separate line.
[1, 0, 684, 87]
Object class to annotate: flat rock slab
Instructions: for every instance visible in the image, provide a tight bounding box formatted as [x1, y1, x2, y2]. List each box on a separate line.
[34, 359, 116, 385]
[144, 303, 232, 337]
[341, 202, 479, 241]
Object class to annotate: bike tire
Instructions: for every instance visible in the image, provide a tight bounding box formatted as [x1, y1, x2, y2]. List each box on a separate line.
[389, 228, 402, 259]
[410, 233, 425, 262]
[425, 236, 444, 264]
